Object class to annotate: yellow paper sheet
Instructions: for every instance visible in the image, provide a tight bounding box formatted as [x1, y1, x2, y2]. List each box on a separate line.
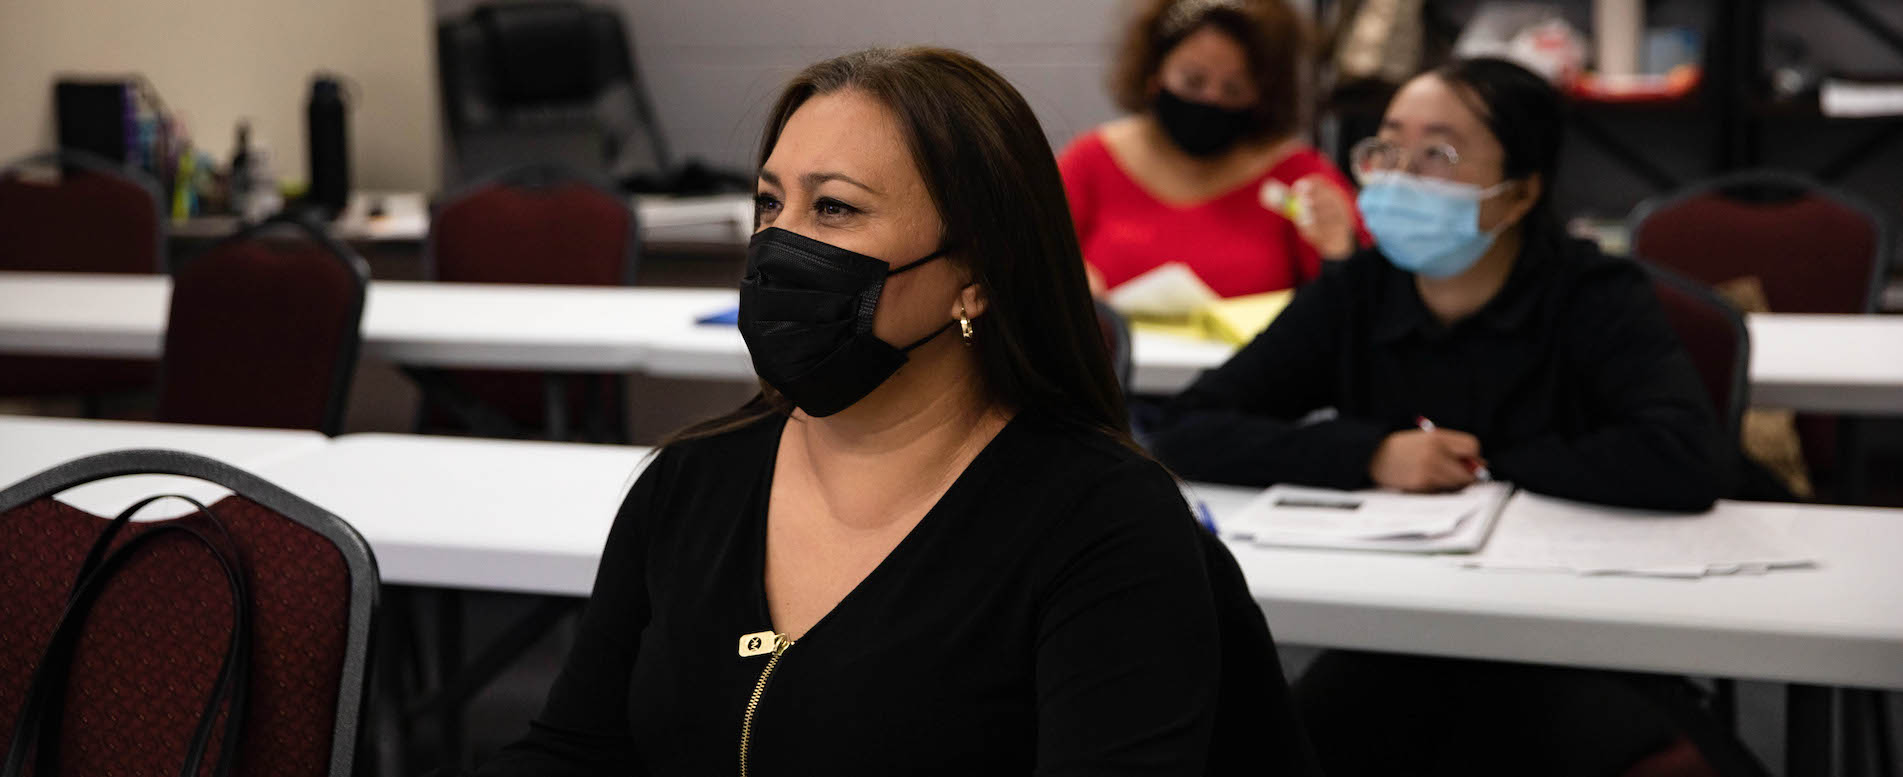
[1130, 290, 1293, 345]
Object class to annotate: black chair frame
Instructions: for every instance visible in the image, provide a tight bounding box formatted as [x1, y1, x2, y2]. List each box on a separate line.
[0, 449, 380, 777]
[1635, 260, 1753, 447]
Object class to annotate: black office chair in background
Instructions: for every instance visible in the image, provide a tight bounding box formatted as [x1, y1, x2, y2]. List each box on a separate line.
[437, 1, 671, 189]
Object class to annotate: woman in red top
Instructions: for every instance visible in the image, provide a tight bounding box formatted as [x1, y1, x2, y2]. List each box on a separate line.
[1060, 0, 1367, 298]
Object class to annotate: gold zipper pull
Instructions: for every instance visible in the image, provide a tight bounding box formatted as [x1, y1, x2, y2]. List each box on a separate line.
[737, 630, 785, 658]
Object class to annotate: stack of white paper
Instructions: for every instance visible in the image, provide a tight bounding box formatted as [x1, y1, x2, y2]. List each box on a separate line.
[1219, 482, 1514, 553]
[1461, 492, 1816, 578]
[1107, 262, 1219, 319]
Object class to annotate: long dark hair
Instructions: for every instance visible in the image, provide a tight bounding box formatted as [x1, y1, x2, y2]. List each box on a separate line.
[1429, 57, 1566, 248]
[668, 47, 1133, 448]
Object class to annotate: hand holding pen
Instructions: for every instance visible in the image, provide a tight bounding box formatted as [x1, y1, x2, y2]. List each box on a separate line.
[1368, 417, 1490, 492]
[1415, 417, 1492, 482]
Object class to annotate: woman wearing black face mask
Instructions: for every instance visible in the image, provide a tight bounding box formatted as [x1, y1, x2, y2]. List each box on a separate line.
[466, 47, 1316, 777]
[1059, 0, 1367, 300]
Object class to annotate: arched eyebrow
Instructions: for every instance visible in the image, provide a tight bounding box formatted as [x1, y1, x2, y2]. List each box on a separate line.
[757, 168, 881, 195]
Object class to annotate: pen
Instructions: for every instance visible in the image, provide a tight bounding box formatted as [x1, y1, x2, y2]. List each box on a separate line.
[1415, 416, 1492, 482]
[1194, 499, 1219, 535]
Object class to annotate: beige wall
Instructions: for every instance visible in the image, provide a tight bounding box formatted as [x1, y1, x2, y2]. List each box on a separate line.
[0, 0, 440, 191]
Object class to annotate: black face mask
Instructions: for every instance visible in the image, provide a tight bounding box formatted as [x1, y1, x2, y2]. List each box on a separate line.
[738, 227, 955, 418]
[1153, 88, 1253, 158]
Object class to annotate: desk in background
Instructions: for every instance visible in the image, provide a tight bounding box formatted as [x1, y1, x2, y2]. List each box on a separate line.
[170, 191, 754, 248]
[1, 421, 1893, 773]
[0, 414, 325, 516]
[261, 432, 1902, 776]
[230, 431, 1903, 693]
[2, 274, 1901, 415]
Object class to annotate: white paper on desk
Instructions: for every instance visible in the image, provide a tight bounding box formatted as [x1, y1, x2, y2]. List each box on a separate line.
[1107, 262, 1219, 318]
[1820, 79, 1903, 118]
[1221, 482, 1514, 552]
[1460, 491, 1816, 578]
[338, 192, 428, 240]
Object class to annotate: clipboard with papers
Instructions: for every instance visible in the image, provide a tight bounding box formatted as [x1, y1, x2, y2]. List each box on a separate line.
[1218, 481, 1514, 553]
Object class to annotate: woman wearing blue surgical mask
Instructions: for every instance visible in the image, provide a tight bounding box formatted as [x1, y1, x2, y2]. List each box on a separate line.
[1147, 58, 1738, 775]
[465, 47, 1316, 777]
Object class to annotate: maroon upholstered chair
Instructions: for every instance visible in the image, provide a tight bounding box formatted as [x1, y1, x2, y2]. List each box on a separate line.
[0, 150, 166, 403]
[0, 449, 378, 777]
[1629, 170, 1893, 500]
[416, 163, 638, 440]
[1629, 170, 1890, 316]
[1641, 262, 1750, 445]
[157, 214, 369, 436]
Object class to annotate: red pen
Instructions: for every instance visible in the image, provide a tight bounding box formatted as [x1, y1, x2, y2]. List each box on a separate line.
[1416, 416, 1493, 482]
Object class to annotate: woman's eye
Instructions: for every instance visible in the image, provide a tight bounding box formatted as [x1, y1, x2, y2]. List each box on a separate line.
[814, 198, 858, 218]
[753, 193, 782, 216]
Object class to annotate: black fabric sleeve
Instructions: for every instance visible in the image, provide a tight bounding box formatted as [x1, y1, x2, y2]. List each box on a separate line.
[1033, 458, 1219, 776]
[1147, 277, 1388, 489]
[1489, 269, 1729, 512]
[470, 450, 676, 776]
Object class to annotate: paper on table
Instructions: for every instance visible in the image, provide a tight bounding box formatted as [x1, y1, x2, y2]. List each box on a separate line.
[338, 192, 429, 240]
[1224, 482, 1513, 545]
[1108, 262, 1219, 319]
[1461, 491, 1816, 578]
[1195, 290, 1293, 344]
[1132, 290, 1294, 345]
[1820, 79, 1903, 118]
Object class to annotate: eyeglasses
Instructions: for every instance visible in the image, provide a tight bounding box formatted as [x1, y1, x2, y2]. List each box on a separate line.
[1349, 137, 1464, 182]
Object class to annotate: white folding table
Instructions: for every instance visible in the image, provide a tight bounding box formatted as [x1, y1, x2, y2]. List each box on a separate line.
[252, 433, 650, 595]
[244, 431, 1903, 774]
[3, 272, 1901, 415]
[172, 191, 755, 246]
[0, 414, 327, 516]
[240, 432, 1903, 693]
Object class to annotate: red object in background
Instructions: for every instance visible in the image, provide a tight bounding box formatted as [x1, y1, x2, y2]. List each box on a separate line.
[1058, 130, 1368, 299]
[1569, 65, 1703, 105]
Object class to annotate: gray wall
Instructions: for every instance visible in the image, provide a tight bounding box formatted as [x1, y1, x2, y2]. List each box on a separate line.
[440, 0, 1901, 229]
[611, 0, 1134, 171]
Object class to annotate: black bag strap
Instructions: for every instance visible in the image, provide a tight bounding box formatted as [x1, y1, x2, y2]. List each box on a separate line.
[2, 495, 253, 777]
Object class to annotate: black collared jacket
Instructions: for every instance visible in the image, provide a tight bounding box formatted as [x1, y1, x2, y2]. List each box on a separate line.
[1148, 236, 1729, 512]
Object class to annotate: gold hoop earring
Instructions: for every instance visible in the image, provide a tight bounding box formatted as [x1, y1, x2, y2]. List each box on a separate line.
[959, 304, 974, 346]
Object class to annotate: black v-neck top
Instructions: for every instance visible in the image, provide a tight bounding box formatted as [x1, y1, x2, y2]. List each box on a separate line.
[473, 412, 1220, 776]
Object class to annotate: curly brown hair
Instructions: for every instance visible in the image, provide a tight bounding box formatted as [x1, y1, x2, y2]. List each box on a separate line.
[1110, 0, 1313, 141]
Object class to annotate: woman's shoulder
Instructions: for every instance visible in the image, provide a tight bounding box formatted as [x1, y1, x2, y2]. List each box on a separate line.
[1056, 123, 1119, 169]
[1290, 246, 1388, 302]
[995, 420, 1205, 586]
[1547, 237, 1652, 302]
[1528, 237, 1668, 336]
[1012, 413, 1151, 468]
[1001, 416, 1186, 517]
[654, 412, 783, 473]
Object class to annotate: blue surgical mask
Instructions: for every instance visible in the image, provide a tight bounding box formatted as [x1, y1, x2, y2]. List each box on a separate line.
[1357, 171, 1514, 279]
